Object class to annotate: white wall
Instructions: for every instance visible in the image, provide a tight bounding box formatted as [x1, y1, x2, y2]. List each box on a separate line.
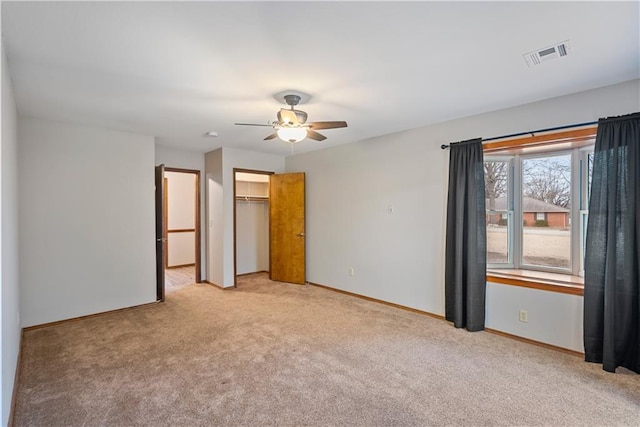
[155, 145, 205, 278]
[288, 129, 448, 314]
[486, 282, 583, 351]
[165, 171, 196, 267]
[205, 147, 284, 287]
[166, 172, 196, 230]
[167, 232, 195, 267]
[205, 149, 224, 286]
[19, 118, 157, 326]
[1, 41, 21, 427]
[286, 79, 640, 352]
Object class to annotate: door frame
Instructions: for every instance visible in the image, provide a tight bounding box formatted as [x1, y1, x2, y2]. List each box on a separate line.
[164, 167, 202, 284]
[233, 168, 274, 287]
[155, 165, 166, 302]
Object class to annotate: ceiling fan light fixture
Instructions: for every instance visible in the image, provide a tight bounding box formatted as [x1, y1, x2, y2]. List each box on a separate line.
[277, 127, 307, 143]
[235, 90, 347, 143]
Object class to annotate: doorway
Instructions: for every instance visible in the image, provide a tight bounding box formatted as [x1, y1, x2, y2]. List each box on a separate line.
[163, 167, 201, 296]
[233, 169, 273, 286]
[233, 169, 306, 287]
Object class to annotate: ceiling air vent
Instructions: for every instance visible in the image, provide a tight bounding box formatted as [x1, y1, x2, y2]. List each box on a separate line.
[523, 40, 572, 67]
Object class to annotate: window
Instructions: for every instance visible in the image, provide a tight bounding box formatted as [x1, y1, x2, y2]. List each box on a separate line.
[484, 131, 595, 277]
[485, 159, 511, 264]
[522, 153, 571, 269]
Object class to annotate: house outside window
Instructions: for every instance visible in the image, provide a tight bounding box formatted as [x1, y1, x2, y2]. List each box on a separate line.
[485, 142, 594, 276]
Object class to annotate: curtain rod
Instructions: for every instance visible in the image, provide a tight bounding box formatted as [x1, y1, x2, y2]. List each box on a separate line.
[440, 120, 598, 150]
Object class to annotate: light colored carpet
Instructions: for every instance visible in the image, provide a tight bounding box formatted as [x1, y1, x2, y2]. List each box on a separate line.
[14, 273, 639, 426]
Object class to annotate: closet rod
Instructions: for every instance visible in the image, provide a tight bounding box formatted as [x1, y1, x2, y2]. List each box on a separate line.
[440, 120, 598, 150]
[235, 196, 268, 202]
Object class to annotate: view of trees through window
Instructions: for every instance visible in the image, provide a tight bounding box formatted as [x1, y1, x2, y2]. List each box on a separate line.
[485, 150, 588, 272]
[521, 154, 571, 268]
[485, 161, 510, 264]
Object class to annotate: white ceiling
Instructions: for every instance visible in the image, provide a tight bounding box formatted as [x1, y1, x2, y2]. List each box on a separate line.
[2, 1, 638, 156]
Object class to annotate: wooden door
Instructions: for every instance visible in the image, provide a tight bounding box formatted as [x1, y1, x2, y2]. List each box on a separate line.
[155, 164, 166, 301]
[270, 172, 305, 284]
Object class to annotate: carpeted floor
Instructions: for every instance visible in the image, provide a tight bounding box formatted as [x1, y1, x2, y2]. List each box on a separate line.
[14, 273, 639, 426]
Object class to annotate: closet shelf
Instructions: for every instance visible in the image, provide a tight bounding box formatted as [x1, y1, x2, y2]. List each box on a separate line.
[235, 195, 269, 202]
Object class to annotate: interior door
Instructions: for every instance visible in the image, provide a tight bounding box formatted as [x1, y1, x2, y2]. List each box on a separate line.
[155, 164, 166, 301]
[270, 172, 305, 284]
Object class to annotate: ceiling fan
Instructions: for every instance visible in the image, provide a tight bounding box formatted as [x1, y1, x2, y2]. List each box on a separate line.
[235, 94, 348, 143]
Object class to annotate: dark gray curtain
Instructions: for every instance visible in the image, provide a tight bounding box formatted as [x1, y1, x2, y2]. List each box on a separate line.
[584, 112, 640, 373]
[445, 138, 487, 332]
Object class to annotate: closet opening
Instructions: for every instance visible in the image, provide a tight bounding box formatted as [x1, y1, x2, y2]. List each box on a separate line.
[233, 169, 273, 287]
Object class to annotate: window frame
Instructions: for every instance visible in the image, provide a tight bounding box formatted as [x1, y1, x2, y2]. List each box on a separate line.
[578, 148, 594, 277]
[487, 148, 589, 274]
[519, 149, 575, 274]
[485, 156, 514, 268]
[483, 127, 597, 292]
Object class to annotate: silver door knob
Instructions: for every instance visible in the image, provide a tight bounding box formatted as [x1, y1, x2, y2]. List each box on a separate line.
[297, 232, 305, 237]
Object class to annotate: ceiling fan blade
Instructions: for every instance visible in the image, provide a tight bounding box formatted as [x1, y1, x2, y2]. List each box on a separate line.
[277, 109, 299, 125]
[306, 130, 327, 142]
[235, 123, 273, 127]
[308, 121, 348, 130]
[264, 133, 278, 141]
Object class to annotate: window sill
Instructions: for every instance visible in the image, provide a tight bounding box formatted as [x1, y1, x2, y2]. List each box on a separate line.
[487, 269, 584, 296]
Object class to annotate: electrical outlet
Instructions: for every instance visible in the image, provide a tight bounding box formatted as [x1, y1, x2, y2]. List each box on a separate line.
[519, 310, 528, 323]
[349, 267, 355, 276]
